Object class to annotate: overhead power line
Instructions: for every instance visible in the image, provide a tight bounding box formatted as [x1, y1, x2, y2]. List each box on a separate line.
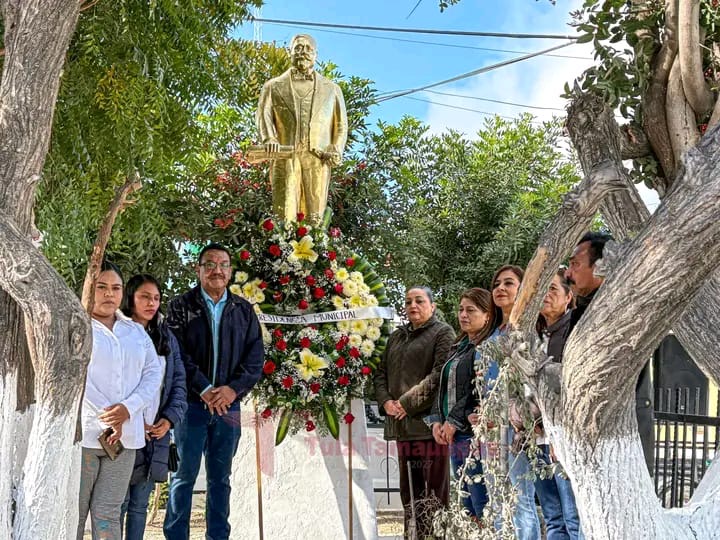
[260, 21, 592, 60]
[375, 42, 575, 103]
[250, 17, 578, 40]
[402, 96, 548, 125]
[426, 90, 565, 111]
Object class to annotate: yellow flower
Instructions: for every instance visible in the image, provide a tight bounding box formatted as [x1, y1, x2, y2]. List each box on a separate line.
[335, 268, 350, 282]
[295, 348, 328, 381]
[351, 319, 368, 335]
[366, 326, 381, 340]
[348, 295, 363, 308]
[350, 271, 364, 284]
[235, 271, 248, 284]
[289, 235, 318, 263]
[253, 291, 266, 304]
[242, 282, 255, 298]
[349, 334, 363, 347]
[370, 318, 384, 327]
[360, 339, 376, 356]
[367, 295, 379, 306]
[261, 325, 272, 345]
[332, 295, 346, 309]
[229, 284, 242, 297]
[337, 320, 351, 333]
[359, 283, 370, 295]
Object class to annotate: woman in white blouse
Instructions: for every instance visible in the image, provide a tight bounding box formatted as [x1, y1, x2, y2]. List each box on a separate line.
[76, 262, 162, 540]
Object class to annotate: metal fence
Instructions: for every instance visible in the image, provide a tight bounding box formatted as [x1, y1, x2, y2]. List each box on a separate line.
[654, 387, 720, 508]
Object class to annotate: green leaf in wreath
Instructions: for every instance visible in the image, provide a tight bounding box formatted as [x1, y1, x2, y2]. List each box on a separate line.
[275, 407, 293, 446]
[322, 399, 340, 439]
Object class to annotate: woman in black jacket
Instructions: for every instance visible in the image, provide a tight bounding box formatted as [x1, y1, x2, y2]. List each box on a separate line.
[120, 274, 188, 540]
[427, 287, 495, 519]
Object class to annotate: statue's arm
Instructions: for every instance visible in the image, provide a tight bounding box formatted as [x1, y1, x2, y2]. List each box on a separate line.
[257, 81, 279, 149]
[331, 85, 348, 154]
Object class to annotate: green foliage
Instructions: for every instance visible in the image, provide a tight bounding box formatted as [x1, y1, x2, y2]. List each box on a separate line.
[332, 115, 579, 318]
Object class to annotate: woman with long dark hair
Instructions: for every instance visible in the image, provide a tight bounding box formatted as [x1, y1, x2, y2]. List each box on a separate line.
[119, 274, 187, 540]
[427, 287, 495, 519]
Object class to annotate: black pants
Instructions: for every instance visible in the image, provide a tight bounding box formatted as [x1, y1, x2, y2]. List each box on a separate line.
[397, 439, 450, 538]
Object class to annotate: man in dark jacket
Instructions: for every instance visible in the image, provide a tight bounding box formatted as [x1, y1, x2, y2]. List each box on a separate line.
[164, 243, 264, 540]
[566, 232, 654, 475]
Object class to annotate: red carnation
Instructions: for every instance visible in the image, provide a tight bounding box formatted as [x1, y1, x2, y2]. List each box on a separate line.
[299, 337, 312, 348]
[312, 287, 325, 299]
[334, 283, 344, 294]
[360, 366, 371, 376]
[262, 219, 275, 231]
[344, 412, 355, 424]
[262, 361, 276, 375]
[214, 217, 234, 229]
[345, 258, 355, 267]
[305, 275, 316, 286]
[338, 375, 350, 386]
[258, 281, 268, 289]
[268, 244, 282, 257]
[261, 408, 272, 419]
[281, 376, 293, 389]
[349, 347, 361, 359]
[297, 212, 305, 222]
[273, 328, 283, 338]
[324, 269, 334, 279]
[335, 340, 345, 352]
[329, 227, 341, 238]
[298, 299, 309, 310]
[240, 250, 251, 261]
[310, 382, 321, 393]
[275, 339, 287, 352]
[327, 251, 337, 261]
[335, 357, 346, 368]
[305, 420, 316, 432]
[279, 275, 291, 285]
[297, 226, 308, 237]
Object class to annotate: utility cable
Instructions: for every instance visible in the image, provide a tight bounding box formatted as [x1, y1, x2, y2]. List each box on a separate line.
[375, 42, 574, 102]
[425, 90, 565, 111]
[250, 17, 578, 40]
[258, 21, 592, 60]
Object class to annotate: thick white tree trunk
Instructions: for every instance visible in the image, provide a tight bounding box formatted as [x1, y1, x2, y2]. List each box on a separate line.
[0, 375, 16, 540]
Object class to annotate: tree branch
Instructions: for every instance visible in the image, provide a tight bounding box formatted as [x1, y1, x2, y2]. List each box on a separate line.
[641, 0, 679, 192]
[678, 0, 715, 116]
[79, 0, 99, 12]
[666, 55, 701, 166]
[619, 123, 651, 160]
[80, 173, 142, 314]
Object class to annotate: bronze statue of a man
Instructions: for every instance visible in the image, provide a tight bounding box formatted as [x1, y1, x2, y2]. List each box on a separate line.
[257, 34, 348, 223]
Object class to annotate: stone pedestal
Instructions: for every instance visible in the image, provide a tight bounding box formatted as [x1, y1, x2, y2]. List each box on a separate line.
[230, 399, 378, 539]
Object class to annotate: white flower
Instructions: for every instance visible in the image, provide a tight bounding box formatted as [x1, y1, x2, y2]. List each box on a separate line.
[337, 320, 351, 334]
[360, 339, 375, 357]
[235, 271, 249, 284]
[348, 334, 363, 347]
[261, 325, 272, 345]
[350, 319, 368, 335]
[366, 326, 381, 340]
[367, 295, 379, 306]
[350, 271, 364, 284]
[253, 291, 266, 304]
[331, 295, 346, 309]
[342, 280, 358, 297]
[359, 284, 370, 295]
[370, 318, 384, 327]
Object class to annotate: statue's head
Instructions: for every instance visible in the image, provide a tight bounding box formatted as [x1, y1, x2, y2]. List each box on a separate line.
[289, 34, 318, 73]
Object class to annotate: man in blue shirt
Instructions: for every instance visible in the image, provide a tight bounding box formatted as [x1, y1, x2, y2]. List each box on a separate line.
[164, 243, 264, 540]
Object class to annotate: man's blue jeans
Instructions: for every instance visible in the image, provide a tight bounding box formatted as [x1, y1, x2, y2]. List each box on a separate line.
[450, 433, 488, 518]
[121, 478, 155, 540]
[534, 444, 583, 540]
[164, 400, 241, 540]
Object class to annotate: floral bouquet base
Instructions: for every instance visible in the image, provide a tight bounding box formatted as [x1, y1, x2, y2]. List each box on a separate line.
[229, 212, 394, 444]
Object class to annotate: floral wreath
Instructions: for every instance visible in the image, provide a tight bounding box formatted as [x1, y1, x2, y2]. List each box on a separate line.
[230, 213, 393, 443]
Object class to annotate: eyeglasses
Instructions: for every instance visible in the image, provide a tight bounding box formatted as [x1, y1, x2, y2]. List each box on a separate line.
[199, 262, 231, 270]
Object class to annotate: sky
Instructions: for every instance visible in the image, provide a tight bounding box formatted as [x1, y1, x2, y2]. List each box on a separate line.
[235, 0, 660, 209]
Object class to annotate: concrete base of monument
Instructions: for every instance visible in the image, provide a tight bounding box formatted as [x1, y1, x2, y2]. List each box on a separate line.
[230, 398, 378, 540]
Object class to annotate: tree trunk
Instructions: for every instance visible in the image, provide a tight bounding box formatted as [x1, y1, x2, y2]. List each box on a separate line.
[0, 1, 89, 538]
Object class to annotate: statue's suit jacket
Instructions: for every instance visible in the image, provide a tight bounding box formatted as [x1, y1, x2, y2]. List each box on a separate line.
[257, 69, 348, 154]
